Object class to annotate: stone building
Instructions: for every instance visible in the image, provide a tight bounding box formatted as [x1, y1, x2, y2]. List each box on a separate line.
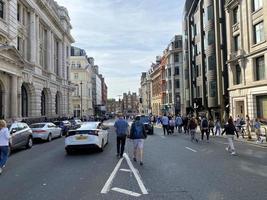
[164, 35, 183, 115]
[0, 0, 74, 121]
[225, 0, 267, 120]
[121, 92, 138, 115]
[139, 72, 152, 115]
[70, 46, 93, 118]
[183, 0, 228, 119]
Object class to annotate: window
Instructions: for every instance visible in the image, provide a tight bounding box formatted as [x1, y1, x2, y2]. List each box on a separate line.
[208, 30, 215, 45]
[54, 41, 59, 75]
[17, 37, 21, 51]
[208, 55, 216, 70]
[234, 35, 240, 52]
[168, 68, 171, 77]
[175, 67, 179, 75]
[0, 1, 4, 19]
[255, 56, 265, 80]
[254, 22, 264, 44]
[256, 95, 267, 120]
[196, 86, 201, 97]
[17, 3, 20, 21]
[174, 53, 179, 62]
[175, 40, 182, 48]
[39, 24, 47, 68]
[175, 80, 180, 88]
[235, 65, 242, 84]
[168, 80, 172, 90]
[207, 5, 214, 21]
[41, 90, 46, 116]
[233, 6, 239, 24]
[209, 81, 217, 97]
[74, 73, 78, 79]
[21, 85, 28, 117]
[253, 0, 263, 12]
[77, 62, 81, 68]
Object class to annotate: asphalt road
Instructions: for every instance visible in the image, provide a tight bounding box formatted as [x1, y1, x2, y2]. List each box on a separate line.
[0, 119, 266, 200]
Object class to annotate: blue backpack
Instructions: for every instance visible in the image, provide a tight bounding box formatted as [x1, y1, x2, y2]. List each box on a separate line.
[133, 122, 144, 139]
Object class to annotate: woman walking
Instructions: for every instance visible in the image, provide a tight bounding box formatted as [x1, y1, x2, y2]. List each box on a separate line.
[246, 115, 252, 140]
[215, 118, 221, 136]
[0, 120, 10, 174]
[222, 117, 239, 155]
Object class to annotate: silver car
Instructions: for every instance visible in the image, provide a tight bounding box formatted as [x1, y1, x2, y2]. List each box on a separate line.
[8, 122, 33, 152]
[30, 123, 62, 141]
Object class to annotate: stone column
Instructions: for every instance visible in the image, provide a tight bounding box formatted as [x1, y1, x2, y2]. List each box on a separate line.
[46, 30, 52, 72]
[30, 11, 36, 63]
[51, 33, 55, 73]
[11, 76, 18, 119]
[36, 15, 40, 65]
[58, 41, 63, 77]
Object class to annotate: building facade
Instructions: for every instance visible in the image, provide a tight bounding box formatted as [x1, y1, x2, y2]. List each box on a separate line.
[70, 46, 93, 118]
[164, 35, 183, 115]
[0, 0, 74, 122]
[121, 92, 138, 115]
[225, 0, 267, 120]
[139, 72, 152, 115]
[183, 0, 228, 120]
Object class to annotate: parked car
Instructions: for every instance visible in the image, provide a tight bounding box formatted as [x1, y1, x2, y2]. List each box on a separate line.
[7, 122, 33, 152]
[65, 122, 109, 154]
[53, 120, 71, 135]
[30, 123, 62, 141]
[139, 115, 154, 135]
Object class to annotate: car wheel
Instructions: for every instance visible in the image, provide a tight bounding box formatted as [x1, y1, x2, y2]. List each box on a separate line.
[65, 149, 73, 155]
[100, 140, 104, 152]
[26, 137, 33, 149]
[47, 133, 52, 142]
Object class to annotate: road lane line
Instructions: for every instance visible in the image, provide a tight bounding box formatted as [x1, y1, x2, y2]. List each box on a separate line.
[111, 187, 141, 197]
[120, 168, 131, 172]
[185, 147, 197, 152]
[100, 157, 124, 194]
[123, 153, 149, 194]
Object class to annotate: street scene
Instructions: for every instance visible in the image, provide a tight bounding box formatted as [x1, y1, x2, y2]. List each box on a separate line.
[0, 119, 266, 200]
[1, 0, 267, 199]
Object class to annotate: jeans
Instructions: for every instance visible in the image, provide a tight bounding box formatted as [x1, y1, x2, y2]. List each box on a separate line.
[190, 129, 197, 142]
[0, 146, 9, 168]
[117, 136, 126, 157]
[201, 129, 209, 140]
[227, 135, 235, 152]
[162, 125, 168, 135]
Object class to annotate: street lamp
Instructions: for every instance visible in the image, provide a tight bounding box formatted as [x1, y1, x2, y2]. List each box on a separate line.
[80, 81, 83, 119]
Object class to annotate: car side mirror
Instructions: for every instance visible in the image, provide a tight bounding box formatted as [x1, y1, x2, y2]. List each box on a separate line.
[11, 129, 17, 134]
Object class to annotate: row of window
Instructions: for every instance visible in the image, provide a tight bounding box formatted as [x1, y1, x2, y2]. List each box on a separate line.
[166, 67, 180, 77]
[0, 1, 4, 19]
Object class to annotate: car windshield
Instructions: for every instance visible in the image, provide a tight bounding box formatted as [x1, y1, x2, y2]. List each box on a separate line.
[30, 124, 46, 128]
[140, 116, 150, 123]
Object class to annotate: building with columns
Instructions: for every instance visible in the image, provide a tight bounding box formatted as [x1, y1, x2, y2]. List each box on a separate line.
[225, 0, 267, 120]
[70, 46, 93, 118]
[139, 72, 152, 115]
[0, 0, 74, 121]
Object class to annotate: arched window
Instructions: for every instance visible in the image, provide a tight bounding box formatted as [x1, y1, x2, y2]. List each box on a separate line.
[21, 84, 28, 117]
[235, 64, 242, 85]
[41, 90, 46, 116]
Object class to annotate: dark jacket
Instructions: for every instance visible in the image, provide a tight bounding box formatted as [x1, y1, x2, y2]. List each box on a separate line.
[130, 120, 147, 139]
[222, 123, 239, 137]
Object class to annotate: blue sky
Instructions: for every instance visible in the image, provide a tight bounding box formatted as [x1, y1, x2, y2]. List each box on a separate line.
[56, 0, 185, 99]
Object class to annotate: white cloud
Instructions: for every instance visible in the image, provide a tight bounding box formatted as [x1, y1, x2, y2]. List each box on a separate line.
[56, 0, 185, 98]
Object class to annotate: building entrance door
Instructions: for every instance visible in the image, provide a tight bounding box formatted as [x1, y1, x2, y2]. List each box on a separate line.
[235, 101, 245, 118]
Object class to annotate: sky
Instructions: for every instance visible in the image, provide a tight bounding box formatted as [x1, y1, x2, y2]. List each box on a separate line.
[56, 0, 185, 99]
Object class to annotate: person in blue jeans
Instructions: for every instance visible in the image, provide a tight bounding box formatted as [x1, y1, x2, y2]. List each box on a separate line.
[114, 114, 129, 158]
[0, 120, 10, 175]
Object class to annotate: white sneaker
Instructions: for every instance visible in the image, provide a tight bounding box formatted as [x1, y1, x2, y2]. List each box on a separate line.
[0, 168, 2, 174]
[231, 152, 236, 155]
[225, 147, 229, 151]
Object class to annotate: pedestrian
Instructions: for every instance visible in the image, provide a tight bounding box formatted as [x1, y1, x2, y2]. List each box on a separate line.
[183, 115, 189, 134]
[161, 114, 169, 135]
[246, 115, 252, 140]
[0, 120, 10, 174]
[254, 118, 261, 143]
[222, 117, 239, 155]
[201, 116, 210, 142]
[188, 117, 198, 142]
[215, 118, 221, 136]
[114, 113, 129, 158]
[175, 114, 183, 133]
[208, 118, 215, 136]
[130, 116, 147, 166]
[168, 116, 175, 135]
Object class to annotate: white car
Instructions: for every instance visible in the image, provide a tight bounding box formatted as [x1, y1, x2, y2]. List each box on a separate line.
[30, 123, 62, 141]
[65, 122, 109, 154]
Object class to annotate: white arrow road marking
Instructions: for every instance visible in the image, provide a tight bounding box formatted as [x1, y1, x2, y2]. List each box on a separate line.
[111, 187, 141, 197]
[185, 147, 197, 152]
[120, 168, 131, 172]
[100, 157, 123, 194]
[123, 153, 149, 194]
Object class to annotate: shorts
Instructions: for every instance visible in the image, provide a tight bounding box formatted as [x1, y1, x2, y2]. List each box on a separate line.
[133, 139, 144, 149]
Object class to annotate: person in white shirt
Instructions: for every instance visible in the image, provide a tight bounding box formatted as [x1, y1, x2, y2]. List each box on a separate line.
[0, 120, 10, 174]
[161, 114, 169, 135]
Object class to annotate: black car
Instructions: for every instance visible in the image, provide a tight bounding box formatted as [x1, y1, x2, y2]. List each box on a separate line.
[139, 115, 154, 135]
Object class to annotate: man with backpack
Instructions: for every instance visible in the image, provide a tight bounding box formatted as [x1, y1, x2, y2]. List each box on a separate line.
[114, 113, 129, 158]
[201, 116, 209, 142]
[188, 117, 198, 142]
[130, 116, 147, 166]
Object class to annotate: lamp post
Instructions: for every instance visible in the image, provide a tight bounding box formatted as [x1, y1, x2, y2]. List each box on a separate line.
[80, 81, 83, 119]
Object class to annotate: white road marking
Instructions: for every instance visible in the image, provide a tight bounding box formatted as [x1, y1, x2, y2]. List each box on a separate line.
[123, 153, 149, 194]
[120, 168, 131, 172]
[185, 147, 197, 152]
[100, 157, 124, 194]
[111, 187, 141, 197]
